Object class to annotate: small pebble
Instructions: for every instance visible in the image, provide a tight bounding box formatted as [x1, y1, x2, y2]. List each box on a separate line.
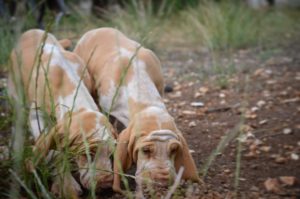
[283, 128, 292, 135]
[219, 93, 225, 98]
[259, 119, 268, 125]
[257, 100, 266, 107]
[190, 101, 204, 107]
[291, 153, 299, 161]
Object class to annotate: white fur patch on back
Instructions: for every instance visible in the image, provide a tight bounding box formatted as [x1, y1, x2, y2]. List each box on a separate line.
[43, 43, 98, 119]
[100, 47, 165, 126]
[99, 80, 130, 126]
[120, 48, 164, 107]
[43, 43, 80, 85]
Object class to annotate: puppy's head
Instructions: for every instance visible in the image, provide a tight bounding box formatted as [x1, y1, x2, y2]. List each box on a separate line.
[134, 130, 180, 188]
[34, 110, 117, 190]
[113, 110, 199, 193]
[72, 111, 116, 190]
[76, 140, 115, 190]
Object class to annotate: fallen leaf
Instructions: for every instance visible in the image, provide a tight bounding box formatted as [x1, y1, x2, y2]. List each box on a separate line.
[250, 186, 259, 192]
[163, 99, 170, 103]
[251, 106, 259, 112]
[265, 69, 273, 74]
[219, 93, 225, 98]
[194, 92, 202, 98]
[290, 153, 299, 161]
[281, 97, 300, 104]
[264, 178, 281, 193]
[220, 100, 226, 105]
[245, 111, 257, 119]
[257, 100, 266, 107]
[182, 110, 197, 115]
[253, 139, 263, 145]
[249, 144, 257, 152]
[279, 176, 297, 186]
[260, 146, 271, 152]
[240, 124, 254, 133]
[254, 68, 264, 76]
[263, 90, 271, 97]
[173, 85, 182, 91]
[283, 128, 292, 135]
[259, 119, 268, 125]
[275, 156, 286, 164]
[190, 101, 204, 107]
[224, 169, 231, 174]
[238, 132, 254, 143]
[178, 101, 186, 107]
[187, 82, 194, 87]
[188, 121, 197, 128]
[266, 80, 277, 84]
[279, 90, 288, 96]
[169, 91, 182, 98]
[189, 149, 195, 154]
[199, 86, 209, 94]
[244, 151, 257, 159]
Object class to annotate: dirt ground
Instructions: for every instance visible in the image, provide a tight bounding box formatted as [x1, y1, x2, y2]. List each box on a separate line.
[159, 41, 300, 198]
[0, 40, 299, 198]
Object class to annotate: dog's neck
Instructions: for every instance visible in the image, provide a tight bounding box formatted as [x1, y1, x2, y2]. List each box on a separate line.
[131, 106, 176, 134]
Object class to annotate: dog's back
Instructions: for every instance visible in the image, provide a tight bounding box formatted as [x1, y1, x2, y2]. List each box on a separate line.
[9, 29, 97, 138]
[74, 28, 165, 126]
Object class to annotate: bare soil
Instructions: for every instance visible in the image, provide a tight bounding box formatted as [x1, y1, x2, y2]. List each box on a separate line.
[159, 42, 300, 198]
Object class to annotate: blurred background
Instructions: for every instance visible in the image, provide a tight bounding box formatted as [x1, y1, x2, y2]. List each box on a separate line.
[0, 0, 299, 58]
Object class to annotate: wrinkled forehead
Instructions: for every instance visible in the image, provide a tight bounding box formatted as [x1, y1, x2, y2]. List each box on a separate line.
[144, 130, 179, 142]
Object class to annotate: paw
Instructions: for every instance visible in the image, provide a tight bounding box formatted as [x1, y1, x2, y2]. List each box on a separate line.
[51, 174, 82, 198]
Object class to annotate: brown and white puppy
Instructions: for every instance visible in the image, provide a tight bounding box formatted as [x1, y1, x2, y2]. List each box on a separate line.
[8, 29, 116, 197]
[74, 28, 200, 195]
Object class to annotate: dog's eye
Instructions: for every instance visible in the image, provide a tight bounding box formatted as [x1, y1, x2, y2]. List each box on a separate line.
[142, 146, 152, 155]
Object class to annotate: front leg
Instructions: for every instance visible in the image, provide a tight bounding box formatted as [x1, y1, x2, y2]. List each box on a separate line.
[51, 171, 82, 199]
[113, 129, 131, 194]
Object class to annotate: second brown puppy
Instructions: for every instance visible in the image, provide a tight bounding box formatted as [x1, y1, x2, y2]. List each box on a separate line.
[74, 27, 200, 196]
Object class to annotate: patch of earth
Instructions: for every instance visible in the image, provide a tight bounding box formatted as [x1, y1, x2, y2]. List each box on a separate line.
[160, 42, 300, 198]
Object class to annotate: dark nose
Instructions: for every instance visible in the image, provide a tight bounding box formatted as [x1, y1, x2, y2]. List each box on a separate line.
[97, 174, 113, 189]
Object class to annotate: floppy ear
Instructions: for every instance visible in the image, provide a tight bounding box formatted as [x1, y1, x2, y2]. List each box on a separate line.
[175, 132, 200, 182]
[113, 127, 133, 193]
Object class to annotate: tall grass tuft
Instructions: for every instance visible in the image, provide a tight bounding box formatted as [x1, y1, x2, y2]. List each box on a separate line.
[103, 0, 167, 49]
[181, 0, 300, 51]
[182, 1, 264, 50]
